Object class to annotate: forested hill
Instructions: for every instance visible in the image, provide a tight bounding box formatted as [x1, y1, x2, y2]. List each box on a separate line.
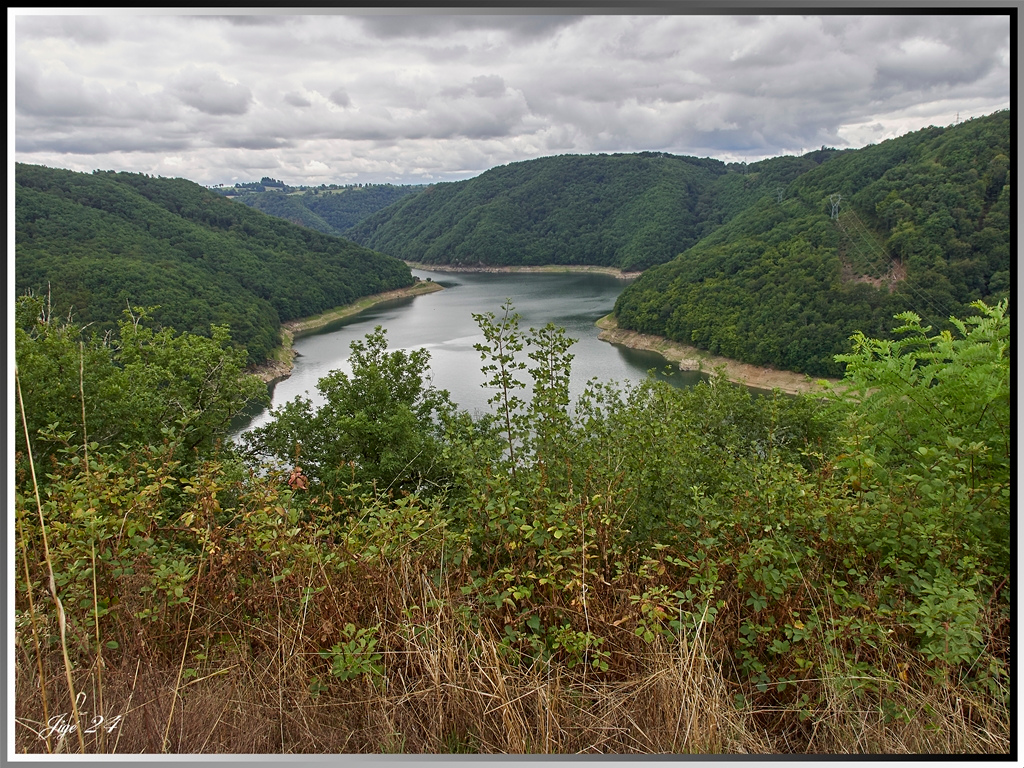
[15, 164, 414, 364]
[222, 183, 423, 238]
[345, 151, 843, 271]
[614, 111, 1011, 378]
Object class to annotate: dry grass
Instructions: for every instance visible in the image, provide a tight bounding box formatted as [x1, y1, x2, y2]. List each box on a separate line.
[14, 571, 1010, 756]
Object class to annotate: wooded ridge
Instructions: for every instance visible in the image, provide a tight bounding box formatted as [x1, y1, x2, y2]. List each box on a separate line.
[614, 111, 1010, 377]
[336, 111, 1009, 378]
[220, 181, 422, 238]
[15, 164, 414, 365]
[345, 149, 841, 272]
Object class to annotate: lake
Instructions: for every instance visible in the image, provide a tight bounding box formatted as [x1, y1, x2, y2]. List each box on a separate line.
[231, 268, 710, 441]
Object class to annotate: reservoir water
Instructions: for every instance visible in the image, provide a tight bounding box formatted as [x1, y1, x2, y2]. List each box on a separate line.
[232, 268, 709, 440]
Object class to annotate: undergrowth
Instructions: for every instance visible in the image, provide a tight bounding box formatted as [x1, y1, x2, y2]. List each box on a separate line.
[13, 300, 1011, 755]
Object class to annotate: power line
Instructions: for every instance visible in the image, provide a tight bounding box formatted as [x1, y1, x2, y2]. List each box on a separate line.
[829, 193, 841, 220]
[834, 207, 957, 328]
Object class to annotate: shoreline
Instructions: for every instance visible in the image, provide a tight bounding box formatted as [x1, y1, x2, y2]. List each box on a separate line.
[246, 274, 835, 396]
[248, 280, 445, 383]
[595, 315, 838, 395]
[405, 261, 642, 280]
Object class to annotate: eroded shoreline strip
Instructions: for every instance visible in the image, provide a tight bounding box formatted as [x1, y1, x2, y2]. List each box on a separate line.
[404, 261, 642, 280]
[248, 263, 836, 396]
[595, 314, 838, 396]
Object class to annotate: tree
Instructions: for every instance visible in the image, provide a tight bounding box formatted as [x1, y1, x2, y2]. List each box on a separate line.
[114, 307, 269, 454]
[833, 300, 1009, 480]
[244, 327, 459, 499]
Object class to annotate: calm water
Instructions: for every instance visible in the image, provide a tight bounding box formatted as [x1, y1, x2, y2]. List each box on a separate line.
[231, 268, 709, 441]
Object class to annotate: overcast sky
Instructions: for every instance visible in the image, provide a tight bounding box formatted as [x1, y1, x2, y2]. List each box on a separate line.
[10, 9, 1013, 187]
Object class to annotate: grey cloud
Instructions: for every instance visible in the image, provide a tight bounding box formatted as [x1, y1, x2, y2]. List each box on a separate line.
[170, 68, 253, 116]
[355, 15, 579, 40]
[633, 82, 704, 105]
[17, 130, 194, 155]
[284, 92, 312, 107]
[205, 15, 299, 27]
[543, 126, 577, 152]
[318, 91, 526, 144]
[16, 15, 114, 45]
[329, 88, 352, 108]
[469, 75, 506, 98]
[15, 65, 178, 123]
[13, 13, 1009, 186]
[874, 44, 1000, 92]
[439, 75, 506, 100]
[16, 67, 104, 118]
[219, 135, 294, 150]
[439, 84, 468, 99]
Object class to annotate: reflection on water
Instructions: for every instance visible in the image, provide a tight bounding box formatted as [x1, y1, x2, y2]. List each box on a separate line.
[231, 269, 712, 441]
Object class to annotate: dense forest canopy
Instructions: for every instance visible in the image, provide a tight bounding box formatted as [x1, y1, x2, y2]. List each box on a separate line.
[14, 110, 1010, 382]
[15, 164, 414, 364]
[344, 150, 842, 272]
[613, 111, 1011, 377]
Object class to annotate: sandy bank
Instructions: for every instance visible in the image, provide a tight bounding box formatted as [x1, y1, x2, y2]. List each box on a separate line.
[596, 315, 838, 395]
[248, 280, 445, 383]
[405, 261, 642, 280]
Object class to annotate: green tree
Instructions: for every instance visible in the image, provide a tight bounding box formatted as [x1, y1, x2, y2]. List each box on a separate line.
[244, 327, 459, 499]
[114, 306, 269, 454]
[832, 299, 1010, 489]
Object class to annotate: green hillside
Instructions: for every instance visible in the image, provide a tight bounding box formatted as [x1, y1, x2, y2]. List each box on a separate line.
[345, 151, 840, 271]
[227, 183, 423, 237]
[614, 111, 1011, 377]
[15, 165, 415, 364]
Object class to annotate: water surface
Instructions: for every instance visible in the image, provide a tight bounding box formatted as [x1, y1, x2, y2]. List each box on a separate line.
[233, 268, 708, 439]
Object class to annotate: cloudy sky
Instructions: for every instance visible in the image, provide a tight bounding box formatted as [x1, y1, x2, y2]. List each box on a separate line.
[10, 9, 1012, 187]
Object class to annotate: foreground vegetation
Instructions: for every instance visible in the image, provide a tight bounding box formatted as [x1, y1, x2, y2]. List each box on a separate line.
[14, 296, 1010, 754]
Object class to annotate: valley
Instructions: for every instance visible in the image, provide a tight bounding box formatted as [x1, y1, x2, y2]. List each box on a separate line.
[13, 111, 1012, 756]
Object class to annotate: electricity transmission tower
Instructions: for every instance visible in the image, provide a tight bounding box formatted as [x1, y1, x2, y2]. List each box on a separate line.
[829, 193, 841, 220]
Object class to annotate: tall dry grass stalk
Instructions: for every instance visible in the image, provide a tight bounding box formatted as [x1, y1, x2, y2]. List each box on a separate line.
[16, 366, 86, 754]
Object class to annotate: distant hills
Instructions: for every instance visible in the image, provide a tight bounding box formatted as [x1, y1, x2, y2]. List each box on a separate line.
[218, 181, 422, 238]
[15, 165, 414, 364]
[15, 110, 1010, 378]
[334, 111, 1010, 378]
[344, 150, 845, 272]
